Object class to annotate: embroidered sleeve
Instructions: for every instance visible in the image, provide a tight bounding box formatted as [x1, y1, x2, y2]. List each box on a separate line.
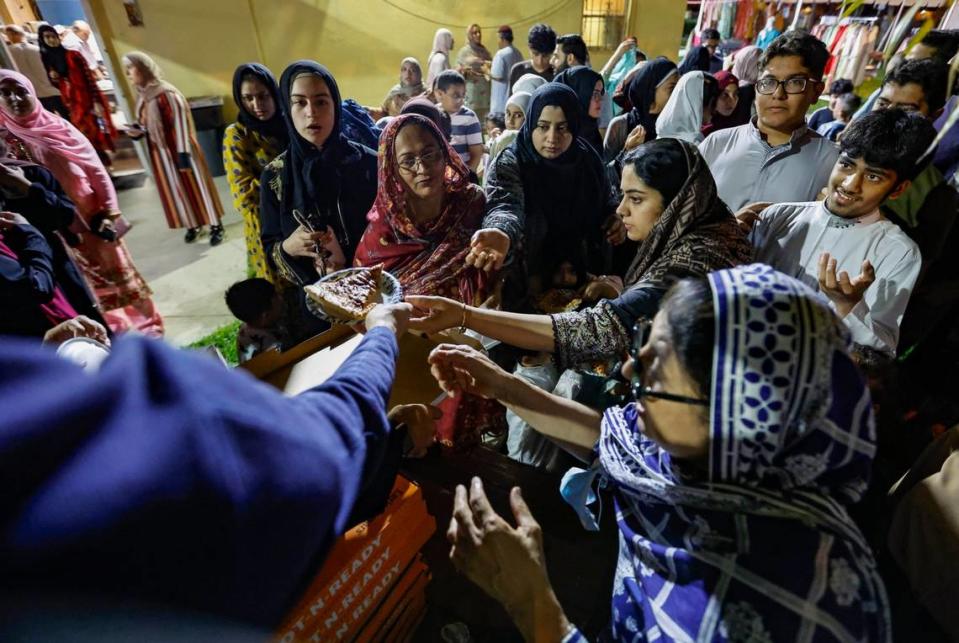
[551, 300, 631, 369]
[259, 154, 303, 285]
[270, 240, 306, 286]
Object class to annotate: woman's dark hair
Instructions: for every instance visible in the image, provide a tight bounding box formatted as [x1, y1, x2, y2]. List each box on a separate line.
[702, 73, 720, 112]
[660, 277, 715, 399]
[622, 139, 689, 208]
[840, 107, 938, 183]
[760, 31, 829, 79]
[240, 71, 264, 88]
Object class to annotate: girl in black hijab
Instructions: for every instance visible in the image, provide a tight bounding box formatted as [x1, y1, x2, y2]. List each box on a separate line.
[603, 57, 678, 162]
[479, 82, 619, 312]
[259, 61, 377, 326]
[554, 65, 605, 155]
[231, 63, 288, 147]
[36, 24, 116, 166]
[225, 63, 288, 282]
[677, 45, 711, 75]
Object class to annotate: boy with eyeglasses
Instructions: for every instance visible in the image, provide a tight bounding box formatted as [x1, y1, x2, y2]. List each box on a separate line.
[699, 32, 838, 211]
[743, 109, 931, 356]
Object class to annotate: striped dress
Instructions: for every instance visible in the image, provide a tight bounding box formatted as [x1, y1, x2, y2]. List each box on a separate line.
[137, 84, 223, 229]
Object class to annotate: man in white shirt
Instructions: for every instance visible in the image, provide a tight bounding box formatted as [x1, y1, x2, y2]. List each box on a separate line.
[743, 109, 932, 356]
[2, 25, 69, 119]
[490, 25, 524, 116]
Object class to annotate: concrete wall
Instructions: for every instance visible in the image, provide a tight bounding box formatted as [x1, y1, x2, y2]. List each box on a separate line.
[86, 0, 684, 121]
[0, 0, 38, 25]
[87, 0, 582, 121]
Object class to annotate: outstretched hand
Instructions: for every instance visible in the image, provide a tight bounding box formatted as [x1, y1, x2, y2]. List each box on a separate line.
[428, 343, 508, 399]
[407, 295, 463, 335]
[818, 253, 875, 319]
[365, 302, 413, 337]
[448, 478, 568, 641]
[466, 228, 509, 273]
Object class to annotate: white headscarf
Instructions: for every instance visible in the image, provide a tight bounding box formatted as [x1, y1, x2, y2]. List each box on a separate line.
[513, 73, 547, 95]
[656, 71, 706, 144]
[506, 91, 532, 118]
[431, 28, 453, 56]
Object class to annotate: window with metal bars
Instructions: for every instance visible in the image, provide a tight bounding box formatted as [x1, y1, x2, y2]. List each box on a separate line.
[582, 0, 626, 49]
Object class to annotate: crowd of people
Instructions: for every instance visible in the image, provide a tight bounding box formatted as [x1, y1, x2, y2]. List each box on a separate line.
[2, 15, 959, 642]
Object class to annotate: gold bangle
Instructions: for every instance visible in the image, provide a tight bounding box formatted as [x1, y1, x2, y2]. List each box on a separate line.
[458, 302, 469, 333]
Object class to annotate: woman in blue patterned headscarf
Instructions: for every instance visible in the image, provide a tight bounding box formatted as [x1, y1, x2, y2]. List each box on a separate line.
[431, 263, 890, 642]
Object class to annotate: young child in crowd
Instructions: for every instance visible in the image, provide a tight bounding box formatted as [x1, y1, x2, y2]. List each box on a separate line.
[484, 112, 506, 140]
[225, 278, 290, 362]
[744, 108, 932, 356]
[817, 92, 861, 141]
[808, 77, 854, 130]
[434, 70, 484, 171]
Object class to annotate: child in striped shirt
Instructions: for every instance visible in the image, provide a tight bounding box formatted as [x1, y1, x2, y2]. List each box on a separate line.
[434, 70, 483, 171]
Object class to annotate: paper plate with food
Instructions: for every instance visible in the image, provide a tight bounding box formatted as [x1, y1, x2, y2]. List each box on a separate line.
[304, 264, 403, 324]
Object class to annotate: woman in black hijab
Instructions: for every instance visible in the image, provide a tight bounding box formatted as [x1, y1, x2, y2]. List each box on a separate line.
[602, 57, 678, 162]
[36, 24, 116, 166]
[677, 45, 711, 75]
[476, 83, 620, 312]
[259, 61, 377, 326]
[554, 65, 605, 155]
[225, 63, 288, 282]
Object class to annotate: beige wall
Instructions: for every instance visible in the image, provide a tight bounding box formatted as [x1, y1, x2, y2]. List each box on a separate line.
[0, 0, 38, 25]
[87, 0, 684, 121]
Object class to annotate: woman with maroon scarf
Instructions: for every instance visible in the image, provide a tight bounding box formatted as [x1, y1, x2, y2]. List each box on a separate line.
[354, 113, 502, 448]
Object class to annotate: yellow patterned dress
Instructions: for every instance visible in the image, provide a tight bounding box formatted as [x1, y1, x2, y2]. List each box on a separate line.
[222, 122, 283, 281]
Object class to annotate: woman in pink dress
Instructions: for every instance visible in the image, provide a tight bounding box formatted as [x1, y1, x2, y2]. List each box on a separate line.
[0, 70, 163, 336]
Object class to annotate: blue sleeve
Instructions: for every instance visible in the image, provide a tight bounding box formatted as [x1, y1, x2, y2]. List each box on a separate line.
[18, 166, 77, 232]
[0, 223, 56, 304]
[0, 327, 399, 627]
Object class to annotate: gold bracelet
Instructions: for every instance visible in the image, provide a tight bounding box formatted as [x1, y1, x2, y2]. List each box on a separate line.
[458, 301, 469, 333]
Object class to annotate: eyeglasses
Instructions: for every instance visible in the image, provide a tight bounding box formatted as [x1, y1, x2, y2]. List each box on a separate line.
[591, 90, 604, 100]
[755, 76, 813, 95]
[396, 149, 442, 173]
[629, 320, 710, 407]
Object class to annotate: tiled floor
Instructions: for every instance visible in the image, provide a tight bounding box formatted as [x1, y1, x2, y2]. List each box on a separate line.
[118, 175, 246, 346]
